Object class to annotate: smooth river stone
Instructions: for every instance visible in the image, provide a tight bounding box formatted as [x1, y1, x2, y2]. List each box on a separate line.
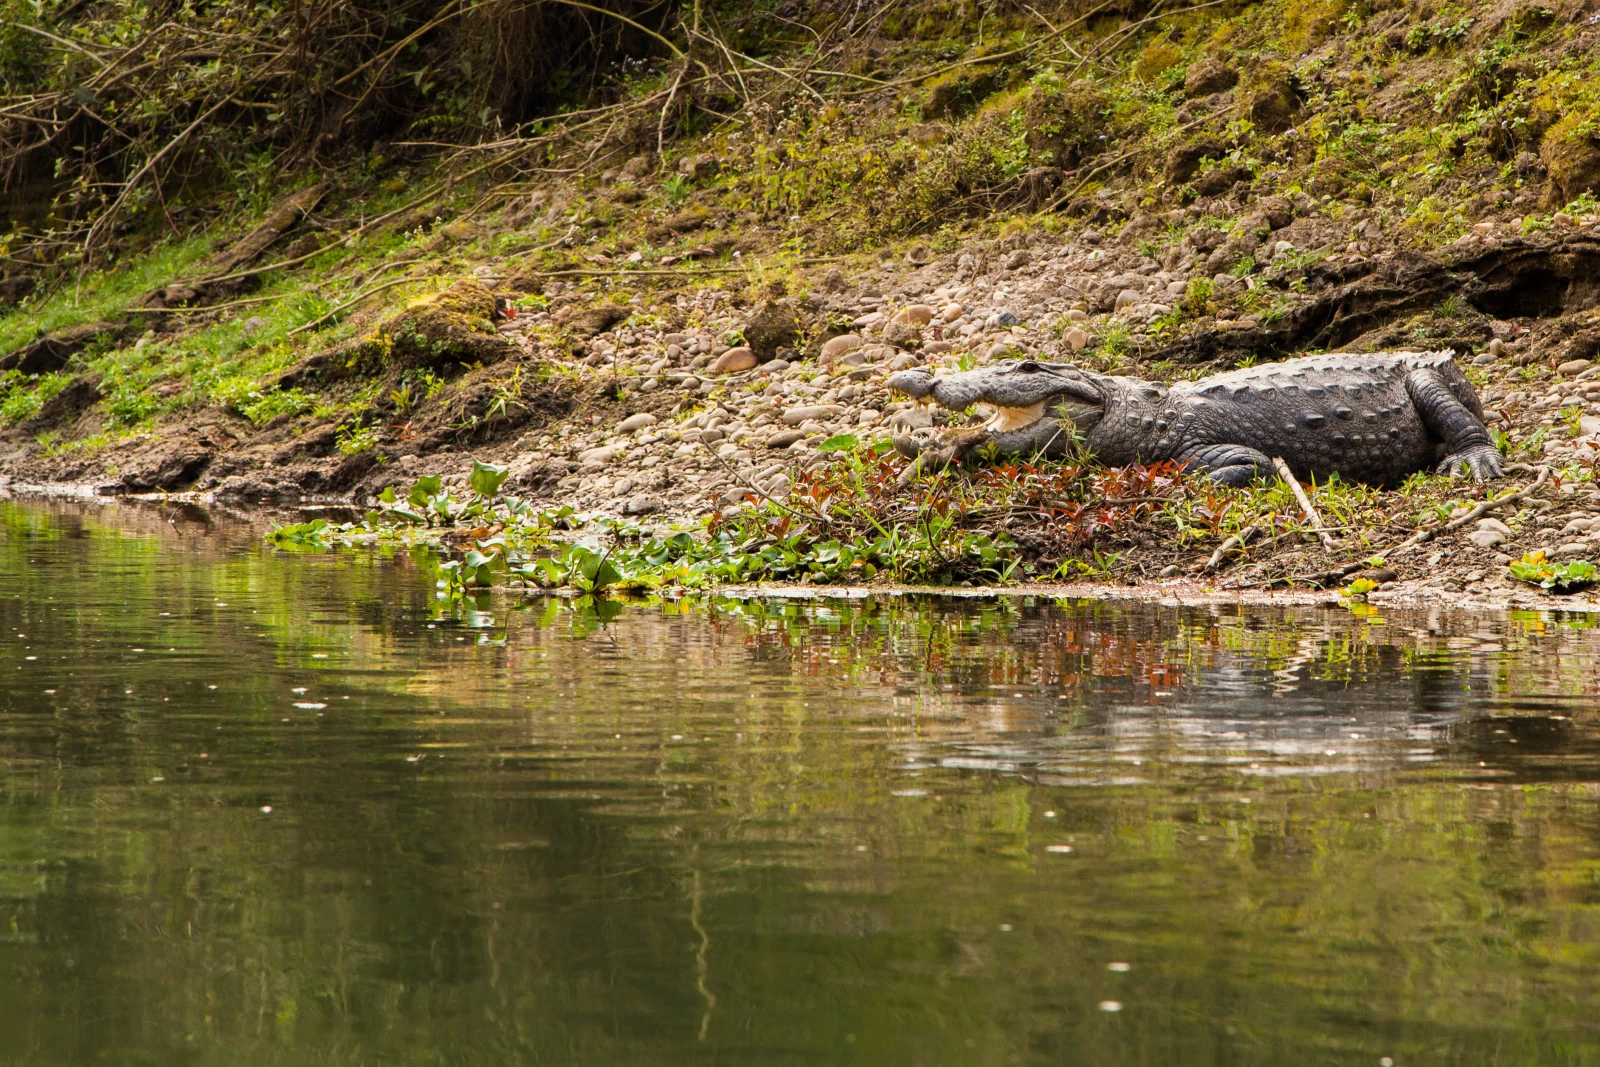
[892, 304, 935, 326]
[820, 334, 863, 361]
[781, 405, 838, 426]
[710, 347, 757, 374]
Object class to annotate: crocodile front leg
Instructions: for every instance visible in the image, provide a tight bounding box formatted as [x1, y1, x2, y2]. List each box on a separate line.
[1404, 367, 1503, 481]
[1175, 442, 1276, 487]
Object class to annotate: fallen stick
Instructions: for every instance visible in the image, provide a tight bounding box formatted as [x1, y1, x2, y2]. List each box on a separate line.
[204, 181, 329, 277]
[1203, 522, 1260, 573]
[1272, 457, 1340, 551]
[700, 441, 817, 526]
[1383, 463, 1550, 559]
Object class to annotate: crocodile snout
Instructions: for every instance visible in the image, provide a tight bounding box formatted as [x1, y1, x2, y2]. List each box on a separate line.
[885, 370, 936, 399]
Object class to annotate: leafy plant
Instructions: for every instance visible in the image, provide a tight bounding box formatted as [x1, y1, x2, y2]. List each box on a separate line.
[336, 416, 378, 456]
[469, 460, 511, 498]
[1341, 576, 1381, 599]
[267, 519, 331, 547]
[1508, 551, 1599, 592]
[662, 174, 691, 204]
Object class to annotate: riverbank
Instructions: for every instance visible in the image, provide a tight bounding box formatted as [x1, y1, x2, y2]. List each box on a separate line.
[7, 480, 1600, 614]
[6, 0, 1600, 602]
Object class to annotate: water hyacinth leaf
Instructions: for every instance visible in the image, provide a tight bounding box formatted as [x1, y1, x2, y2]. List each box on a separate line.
[409, 475, 443, 507]
[1508, 551, 1598, 593]
[565, 546, 621, 592]
[590, 557, 622, 591]
[574, 596, 626, 624]
[818, 434, 859, 453]
[1343, 577, 1380, 598]
[470, 461, 510, 498]
[377, 486, 398, 505]
[267, 519, 330, 545]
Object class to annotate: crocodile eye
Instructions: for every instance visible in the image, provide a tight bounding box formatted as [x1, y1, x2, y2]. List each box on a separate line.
[1018, 361, 1041, 373]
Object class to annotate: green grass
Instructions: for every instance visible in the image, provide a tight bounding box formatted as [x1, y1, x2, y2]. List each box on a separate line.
[0, 371, 72, 422]
[0, 235, 213, 353]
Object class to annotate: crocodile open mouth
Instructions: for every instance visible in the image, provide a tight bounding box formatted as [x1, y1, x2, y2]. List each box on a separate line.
[971, 395, 1100, 434]
[978, 402, 1046, 433]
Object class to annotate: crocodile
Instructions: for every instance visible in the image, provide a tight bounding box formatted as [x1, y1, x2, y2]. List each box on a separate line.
[885, 350, 1504, 486]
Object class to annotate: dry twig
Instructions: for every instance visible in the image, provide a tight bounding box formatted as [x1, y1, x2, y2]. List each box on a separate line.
[1272, 457, 1340, 551]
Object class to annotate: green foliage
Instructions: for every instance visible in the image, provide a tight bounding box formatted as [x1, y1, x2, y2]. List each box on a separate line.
[1508, 551, 1598, 593]
[267, 519, 331, 548]
[469, 461, 511, 498]
[1180, 277, 1214, 317]
[336, 416, 378, 456]
[0, 372, 71, 424]
[435, 547, 501, 599]
[1341, 576, 1380, 599]
[1095, 320, 1133, 358]
[662, 174, 691, 205]
[238, 387, 316, 425]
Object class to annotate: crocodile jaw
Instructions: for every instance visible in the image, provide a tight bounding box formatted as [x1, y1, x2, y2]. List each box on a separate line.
[980, 402, 1047, 433]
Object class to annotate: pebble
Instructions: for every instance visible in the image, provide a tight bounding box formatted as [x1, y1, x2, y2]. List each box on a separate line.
[939, 303, 964, 323]
[1467, 529, 1506, 548]
[781, 405, 837, 426]
[892, 304, 935, 326]
[820, 334, 863, 360]
[1559, 359, 1593, 377]
[710, 347, 757, 374]
[616, 413, 657, 433]
[1065, 327, 1090, 352]
[766, 430, 809, 448]
[622, 494, 661, 515]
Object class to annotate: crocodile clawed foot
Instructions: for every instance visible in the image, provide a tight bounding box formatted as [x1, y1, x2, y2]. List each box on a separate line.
[1438, 445, 1505, 482]
[894, 432, 956, 483]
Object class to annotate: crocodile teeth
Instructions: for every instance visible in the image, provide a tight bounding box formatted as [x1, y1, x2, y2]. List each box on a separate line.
[980, 402, 1046, 433]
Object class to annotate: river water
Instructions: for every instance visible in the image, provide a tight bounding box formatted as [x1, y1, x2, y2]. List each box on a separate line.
[2, 499, 1599, 1065]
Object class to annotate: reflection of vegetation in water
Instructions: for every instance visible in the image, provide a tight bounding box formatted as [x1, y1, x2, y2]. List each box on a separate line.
[4, 500, 1600, 1063]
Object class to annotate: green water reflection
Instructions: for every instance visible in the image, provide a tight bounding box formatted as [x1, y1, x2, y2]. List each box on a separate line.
[2, 500, 1599, 1065]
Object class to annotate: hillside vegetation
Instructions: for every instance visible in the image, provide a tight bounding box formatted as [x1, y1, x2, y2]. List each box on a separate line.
[4, 0, 1600, 597]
